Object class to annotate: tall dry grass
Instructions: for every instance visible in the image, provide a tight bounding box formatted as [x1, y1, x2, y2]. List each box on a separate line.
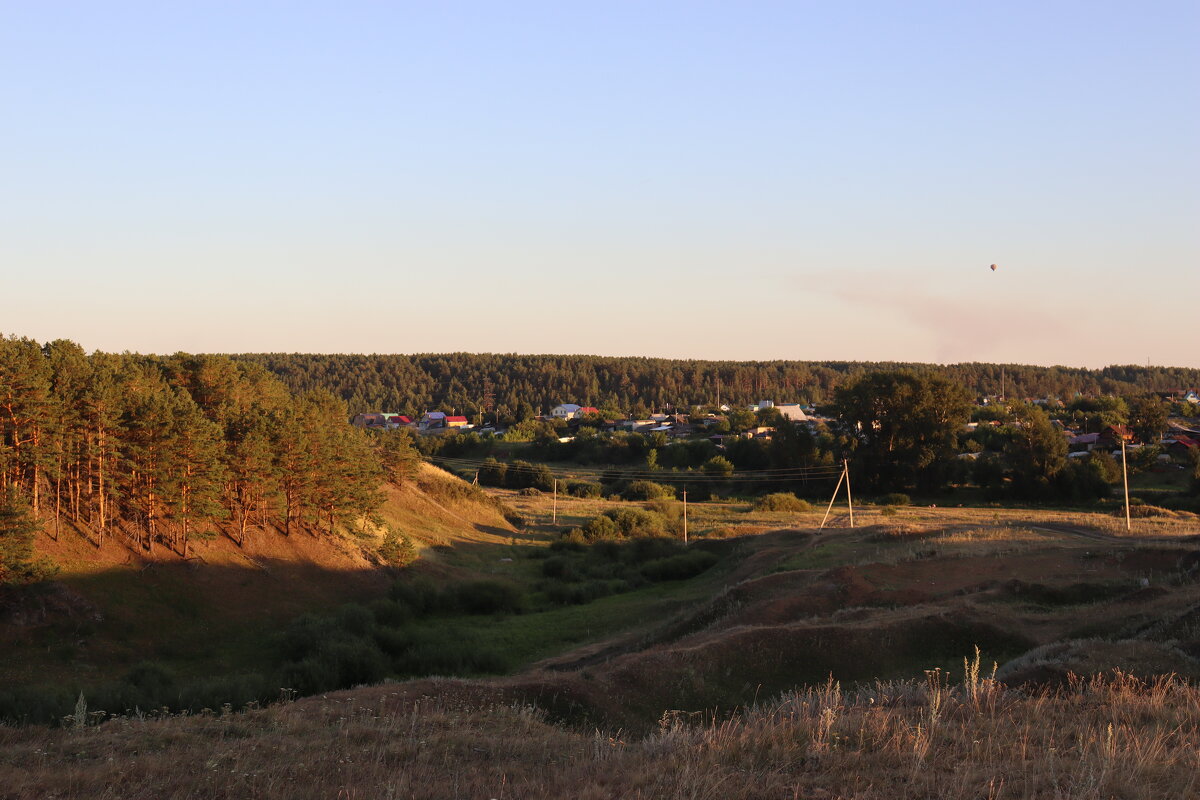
[2, 665, 1196, 799]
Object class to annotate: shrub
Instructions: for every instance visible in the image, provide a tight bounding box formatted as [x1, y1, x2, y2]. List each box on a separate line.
[702, 455, 735, 477]
[478, 457, 508, 486]
[622, 480, 674, 501]
[566, 480, 603, 498]
[378, 527, 418, 567]
[604, 507, 668, 537]
[551, 529, 588, 550]
[335, 603, 375, 636]
[755, 492, 813, 512]
[446, 580, 528, 615]
[368, 598, 414, 627]
[640, 551, 718, 581]
[518, 487, 542, 496]
[391, 629, 509, 677]
[544, 579, 616, 606]
[281, 639, 388, 695]
[582, 515, 621, 541]
[541, 556, 580, 581]
[388, 579, 444, 615]
[625, 536, 685, 563]
[877, 492, 911, 506]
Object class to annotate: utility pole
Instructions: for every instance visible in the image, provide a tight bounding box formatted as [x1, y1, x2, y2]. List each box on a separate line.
[1121, 438, 1131, 532]
[844, 459, 854, 528]
[820, 465, 847, 530]
[552, 479, 558, 525]
[682, 490, 688, 544]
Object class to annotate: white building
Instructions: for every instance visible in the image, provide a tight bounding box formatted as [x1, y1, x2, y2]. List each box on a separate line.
[551, 403, 583, 420]
[776, 404, 809, 422]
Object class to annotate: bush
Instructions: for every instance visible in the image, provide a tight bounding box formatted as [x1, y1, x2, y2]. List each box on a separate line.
[622, 480, 674, 501]
[625, 536, 685, 563]
[518, 487, 542, 496]
[280, 638, 389, 695]
[755, 492, 813, 512]
[378, 527, 418, 567]
[388, 579, 444, 615]
[368, 598, 414, 627]
[478, 457, 508, 487]
[876, 492, 911, 506]
[566, 480, 603, 498]
[640, 551, 718, 581]
[552, 529, 588, 550]
[445, 580, 528, 615]
[544, 579, 617, 606]
[541, 556, 580, 581]
[582, 515, 621, 541]
[604, 507, 668, 537]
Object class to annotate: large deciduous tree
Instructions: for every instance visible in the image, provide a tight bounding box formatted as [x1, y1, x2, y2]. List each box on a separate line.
[1128, 395, 1168, 445]
[833, 371, 973, 492]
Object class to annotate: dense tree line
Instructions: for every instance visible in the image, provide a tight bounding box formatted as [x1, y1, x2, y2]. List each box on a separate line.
[230, 353, 1200, 421]
[0, 336, 385, 566]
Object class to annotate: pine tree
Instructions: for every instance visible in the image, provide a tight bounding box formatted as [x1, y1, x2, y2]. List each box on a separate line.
[0, 489, 56, 585]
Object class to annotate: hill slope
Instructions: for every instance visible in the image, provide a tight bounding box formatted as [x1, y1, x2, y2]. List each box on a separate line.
[0, 464, 516, 689]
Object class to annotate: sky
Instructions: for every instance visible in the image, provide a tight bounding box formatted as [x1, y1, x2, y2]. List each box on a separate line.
[2, 1, 1197, 368]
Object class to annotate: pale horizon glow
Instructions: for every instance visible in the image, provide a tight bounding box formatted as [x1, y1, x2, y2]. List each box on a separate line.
[2, 2, 1197, 369]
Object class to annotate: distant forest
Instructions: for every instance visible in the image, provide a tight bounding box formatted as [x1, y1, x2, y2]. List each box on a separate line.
[231, 353, 1200, 422]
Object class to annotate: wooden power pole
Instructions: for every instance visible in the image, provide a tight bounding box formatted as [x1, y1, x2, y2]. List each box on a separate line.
[844, 459, 854, 528]
[1121, 438, 1131, 532]
[682, 490, 688, 544]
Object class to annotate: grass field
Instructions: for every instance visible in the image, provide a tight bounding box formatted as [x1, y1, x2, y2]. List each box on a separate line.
[4, 471, 1200, 796]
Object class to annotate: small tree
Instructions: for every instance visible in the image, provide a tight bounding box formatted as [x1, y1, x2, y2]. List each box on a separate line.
[0, 490, 57, 585]
[379, 526, 417, 567]
[702, 455, 735, 477]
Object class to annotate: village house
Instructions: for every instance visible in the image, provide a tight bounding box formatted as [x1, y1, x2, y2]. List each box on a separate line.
[1166, 436, 1199, 464]
[775, 403, 809, 422]
[1097, 425, 1134, 449]
[351, 412, 412, 429]
[550, 403, 583, 420]
[418, 411, 447, 431]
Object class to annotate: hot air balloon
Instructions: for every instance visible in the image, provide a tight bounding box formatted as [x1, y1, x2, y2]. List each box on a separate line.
[990, 263, 997, 271]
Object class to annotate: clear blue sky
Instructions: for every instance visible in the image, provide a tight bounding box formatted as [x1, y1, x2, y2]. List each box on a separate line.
[3, 1, 1197, 367]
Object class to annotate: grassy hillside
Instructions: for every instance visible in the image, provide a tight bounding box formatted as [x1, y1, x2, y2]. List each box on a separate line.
[0, 464, 516, 691]
[4, 481, 1200, 797]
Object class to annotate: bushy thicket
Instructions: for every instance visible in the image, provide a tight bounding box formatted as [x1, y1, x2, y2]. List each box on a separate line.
[572, 506, 684, 542]
[0, 578, 524, 726]
[621, 480, 675, 501]
[278, 580, 523, 695]
[0, 662, 278, 726]
[539, 535, 720, 606]
[754, 492, 813, 512]
[475, 458, 554, 492]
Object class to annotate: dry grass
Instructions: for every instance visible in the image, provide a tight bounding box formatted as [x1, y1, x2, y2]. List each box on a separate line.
[1, 668, 1196, 799]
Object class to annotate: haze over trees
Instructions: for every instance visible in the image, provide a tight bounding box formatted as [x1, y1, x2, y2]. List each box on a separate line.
[231, 353, 1200, 421]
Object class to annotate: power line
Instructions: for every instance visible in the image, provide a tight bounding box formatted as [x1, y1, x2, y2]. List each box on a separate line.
[427, 454, 842, 476]
[425, 455, 844, 483]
